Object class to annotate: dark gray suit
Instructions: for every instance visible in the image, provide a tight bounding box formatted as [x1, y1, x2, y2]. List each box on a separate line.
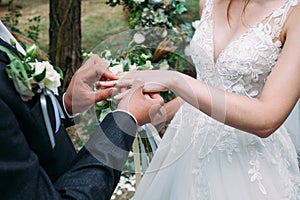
[0, 38, 136, 199]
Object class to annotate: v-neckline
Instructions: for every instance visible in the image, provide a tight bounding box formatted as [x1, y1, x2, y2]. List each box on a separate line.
[211, 0, 289, 65]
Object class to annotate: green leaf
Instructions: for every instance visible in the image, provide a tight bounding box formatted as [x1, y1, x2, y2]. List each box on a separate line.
[175, 4, 187, 14]
[25, 44, 38, 60]
[11, 73, 34, 97]
[54, 66, 64, 79]
[13, 60, 31, 89]
[0, 46, 22, 62]
[99, 107, 112, 122]
[33, 67, 46, 82]
[9, 39, 16, 48]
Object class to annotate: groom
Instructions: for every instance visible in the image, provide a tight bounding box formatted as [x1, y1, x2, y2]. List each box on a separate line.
[0, 21, 163, 199]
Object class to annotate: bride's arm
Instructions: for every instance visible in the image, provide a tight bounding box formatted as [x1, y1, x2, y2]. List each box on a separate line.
[119, 6, 300, 138]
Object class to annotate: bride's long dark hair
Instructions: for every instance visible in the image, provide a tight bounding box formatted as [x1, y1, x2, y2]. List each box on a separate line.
[226, 0, 251, 23]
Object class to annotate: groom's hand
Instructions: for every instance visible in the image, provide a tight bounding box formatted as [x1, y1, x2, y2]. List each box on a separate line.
[64, 54, 118, 116]
[117, 81, 164, 126]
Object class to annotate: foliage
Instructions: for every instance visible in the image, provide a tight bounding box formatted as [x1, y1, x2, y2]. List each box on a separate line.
[103, 0, 195, 80]
[2, 0, 22, 33]
[1, 0, 41, 43]
[26, 16, 41, 42]
[106, 0, 187, 29]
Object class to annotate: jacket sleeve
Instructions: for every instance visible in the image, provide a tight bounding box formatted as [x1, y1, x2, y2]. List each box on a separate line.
[54, 111, 137, 200]
[0, 97, 137, 200]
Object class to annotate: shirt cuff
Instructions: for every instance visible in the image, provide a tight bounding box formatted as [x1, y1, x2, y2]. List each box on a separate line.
[112, 109, 138, 125]
[62, 93, 81, 118]
[63, 93, 137, 124]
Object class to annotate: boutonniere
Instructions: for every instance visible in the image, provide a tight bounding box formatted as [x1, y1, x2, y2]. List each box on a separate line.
[0, 40, 65, 148]
[0, 40, 63, 101]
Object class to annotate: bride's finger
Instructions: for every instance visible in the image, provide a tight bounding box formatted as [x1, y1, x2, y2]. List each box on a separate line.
[116, 72, 129, 78]
[115, 79, 134, 88]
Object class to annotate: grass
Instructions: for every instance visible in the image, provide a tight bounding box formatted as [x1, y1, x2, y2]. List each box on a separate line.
[0, 0, 199, 53]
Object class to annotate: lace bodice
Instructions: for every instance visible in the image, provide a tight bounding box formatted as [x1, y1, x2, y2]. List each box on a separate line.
[189, 0, 298, 98]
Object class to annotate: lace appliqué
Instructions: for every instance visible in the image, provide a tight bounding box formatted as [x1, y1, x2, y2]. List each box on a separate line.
[216, 127, 240, 163]
[247, 130, 300, 198]
[192, 157, 210, 200]
[264, 130, 300, 199]
[188, 0, 300, 199]
[247, 138, 267, 195]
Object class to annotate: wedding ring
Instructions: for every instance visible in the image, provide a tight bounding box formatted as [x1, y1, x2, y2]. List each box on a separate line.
[113, 80, 117, 87]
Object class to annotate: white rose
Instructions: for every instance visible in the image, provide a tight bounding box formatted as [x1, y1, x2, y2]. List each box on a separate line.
[143, 60, 153, 70]
[31, 61, 61, 95]
[32, 61, 45, 75]
[129, 63, 137, 71]
[141, 53, 151, 60]
[159, 59, 169, 70]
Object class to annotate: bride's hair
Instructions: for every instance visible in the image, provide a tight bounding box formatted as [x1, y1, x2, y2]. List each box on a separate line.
[227, 0, 251, 24]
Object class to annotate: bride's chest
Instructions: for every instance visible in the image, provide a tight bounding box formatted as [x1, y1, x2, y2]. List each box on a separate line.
[190, 21, 282, 97]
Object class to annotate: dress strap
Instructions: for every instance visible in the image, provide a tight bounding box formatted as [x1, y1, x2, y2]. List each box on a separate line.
[200, 0, 214, 23]
[263, 0, 298, 39]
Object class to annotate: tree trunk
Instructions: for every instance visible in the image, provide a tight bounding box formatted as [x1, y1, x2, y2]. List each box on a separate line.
[49, 0, 82, 92]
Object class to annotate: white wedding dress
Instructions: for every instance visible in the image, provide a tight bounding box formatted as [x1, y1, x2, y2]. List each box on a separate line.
[133, 0, 300, 199]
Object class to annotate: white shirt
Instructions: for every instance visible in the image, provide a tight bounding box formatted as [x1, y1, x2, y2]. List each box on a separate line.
[0, 20, 26, 55]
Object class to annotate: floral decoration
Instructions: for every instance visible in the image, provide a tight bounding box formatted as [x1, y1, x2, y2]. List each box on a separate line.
[0, 41, 63, 101]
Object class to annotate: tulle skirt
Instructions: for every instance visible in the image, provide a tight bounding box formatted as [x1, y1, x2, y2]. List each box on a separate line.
[133, 103, 300, 200]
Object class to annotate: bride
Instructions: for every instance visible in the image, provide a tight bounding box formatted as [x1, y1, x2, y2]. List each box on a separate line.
[111, 0, 300, 199]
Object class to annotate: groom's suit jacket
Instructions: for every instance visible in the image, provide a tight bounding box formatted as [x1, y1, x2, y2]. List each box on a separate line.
[0, 38, 137, 200]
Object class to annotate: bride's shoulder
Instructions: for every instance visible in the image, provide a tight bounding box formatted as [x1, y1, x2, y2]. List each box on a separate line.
[284, 3, 300, 37]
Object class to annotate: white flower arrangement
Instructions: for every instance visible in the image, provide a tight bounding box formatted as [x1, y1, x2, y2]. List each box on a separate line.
[30, 61, 61, 95]
[0, 42, 62, 101]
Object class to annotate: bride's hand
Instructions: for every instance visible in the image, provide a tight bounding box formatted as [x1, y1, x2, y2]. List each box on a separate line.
[116, 70, 170, 93]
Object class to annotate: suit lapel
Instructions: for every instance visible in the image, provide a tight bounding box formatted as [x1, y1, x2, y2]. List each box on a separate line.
[0, 37, 21, 64]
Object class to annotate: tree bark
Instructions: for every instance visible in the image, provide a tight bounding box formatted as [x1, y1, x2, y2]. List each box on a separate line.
[49, 0, 82, 91]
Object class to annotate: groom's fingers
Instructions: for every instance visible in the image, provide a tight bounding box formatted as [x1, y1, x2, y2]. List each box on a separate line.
[117, 81, 144, 108]
[149, 93, 164, 104]
[102, 67, 118, 80]
[93, 63, 118, 81]
[85, 54, 118, 81]
[94, 88, 117, 102]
